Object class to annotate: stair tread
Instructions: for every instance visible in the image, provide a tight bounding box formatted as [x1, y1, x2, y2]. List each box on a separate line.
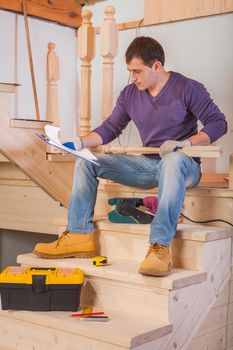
[94, 219, 233, 241]
[0, 308, 172, 348]
[17, 254, 206, 290]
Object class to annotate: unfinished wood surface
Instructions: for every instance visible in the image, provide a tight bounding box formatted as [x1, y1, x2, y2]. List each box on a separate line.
[46, 42, 60, 125]
[100, 6, 118, 120]
[93, 145, 222, 158]
[0, 90, 74, 207]
[0, 82, 18, 93]
[144, 0, 233, 26]
[197, 173, 229, 188]
[0, 0, 82, 28]
[188, 327, 226, 350]
[0, 184, 67, 234]
[47, 153, 76, 162]
[152, 239, 232, 350]
[0, 162, 30, 180]
[95, 1, 233, 34]
[16, 237, 231, 350]
[0, 310, 171, 350]
[91, 219, 232, 267]
[10, 118, 51, 129]
[227, 324, 233, 348]
[183, 195, 233, 226]
[195, 304, 228, 337]
[0, 153, 9, 162]
[77, 10, 95, 136]
[229, 153, 233, 190]
[95, 19, 145, 34]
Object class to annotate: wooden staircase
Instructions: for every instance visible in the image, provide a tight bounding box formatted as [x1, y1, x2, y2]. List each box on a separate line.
[0, 221, 232, 349]
[0, 84, 233, 349]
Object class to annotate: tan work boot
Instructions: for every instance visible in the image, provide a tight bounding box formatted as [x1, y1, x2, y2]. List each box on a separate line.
[33, 230, 96, 259]
[138, 243, 172, 277]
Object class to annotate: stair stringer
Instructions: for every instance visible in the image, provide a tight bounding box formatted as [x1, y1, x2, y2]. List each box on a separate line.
[133, 237, 232, 350]
[0, 91, 74, 206]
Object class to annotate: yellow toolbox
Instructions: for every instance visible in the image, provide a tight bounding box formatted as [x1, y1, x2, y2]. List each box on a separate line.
[0, 266, 84, 311]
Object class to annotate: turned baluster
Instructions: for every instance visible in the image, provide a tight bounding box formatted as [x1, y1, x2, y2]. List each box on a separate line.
[77, 10, 95, 136]
[100, 6, 118, 120]
[46, 42, 60, 125]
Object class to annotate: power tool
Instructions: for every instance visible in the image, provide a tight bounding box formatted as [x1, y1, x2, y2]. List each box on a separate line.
[108, 197, 158, 224]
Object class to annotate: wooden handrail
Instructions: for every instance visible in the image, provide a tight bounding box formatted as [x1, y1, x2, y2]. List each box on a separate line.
[92, 145, 223, 158]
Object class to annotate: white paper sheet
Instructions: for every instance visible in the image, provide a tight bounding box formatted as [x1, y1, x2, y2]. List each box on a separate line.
[42, 125, 99, 165]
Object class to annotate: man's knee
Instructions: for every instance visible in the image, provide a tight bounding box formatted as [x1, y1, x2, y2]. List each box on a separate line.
[159, 152, 190, 172]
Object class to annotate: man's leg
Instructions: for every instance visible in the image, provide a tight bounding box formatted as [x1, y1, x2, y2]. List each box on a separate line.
[34, 153, 158, 258]
[139, 152, 201, 276]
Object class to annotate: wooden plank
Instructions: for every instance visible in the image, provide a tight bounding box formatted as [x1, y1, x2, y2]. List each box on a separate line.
[0, 311, 172, 349]
[0, 162, 30, 180]
[0, 153, 9, 162]
[94, 2, 233, 34]
[195, 305, 228, 337]
[0, 0, 82, 28]
[228, 303, 233, 325]
[227, 324, 233, 348]
[47, 153, 76, 162]
[0, 82, 18, 93]
[10, 119, 51, 129]
[188, 327, 226, 350]
[0, 184, 67, 234]
[144, 0, 233, 26]
[93, 145, 223, 158]
[198, 173, 229, 188]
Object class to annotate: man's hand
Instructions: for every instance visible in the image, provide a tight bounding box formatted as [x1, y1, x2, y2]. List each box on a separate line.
[62, 136, 83, 151]
[159, 140, 191, 157]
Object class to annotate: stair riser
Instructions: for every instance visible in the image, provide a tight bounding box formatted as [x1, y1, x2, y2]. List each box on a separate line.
[81, 277, 170, 322]
[0, 315, 123, 350]
[134, 238, 232, 350]
[96, 230, 204, 270]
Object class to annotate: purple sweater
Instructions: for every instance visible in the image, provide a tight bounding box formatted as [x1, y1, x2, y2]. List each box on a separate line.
[94, 72, 227, 155]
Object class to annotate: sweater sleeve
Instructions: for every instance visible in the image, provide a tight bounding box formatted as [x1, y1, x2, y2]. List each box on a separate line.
[93, 90, 131, 144]
[185, 80, 227, 143]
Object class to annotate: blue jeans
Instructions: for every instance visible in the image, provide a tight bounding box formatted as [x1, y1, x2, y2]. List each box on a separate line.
[67, 152, 201, 246]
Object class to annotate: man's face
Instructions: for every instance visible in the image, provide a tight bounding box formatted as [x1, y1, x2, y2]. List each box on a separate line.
[127, 57, 158, 91]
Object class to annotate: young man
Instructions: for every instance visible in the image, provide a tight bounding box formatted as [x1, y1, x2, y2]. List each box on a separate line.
[34, 37, 227, 277]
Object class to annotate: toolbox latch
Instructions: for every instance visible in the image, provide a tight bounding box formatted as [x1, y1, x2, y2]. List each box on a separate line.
[32, 275, 48, 293]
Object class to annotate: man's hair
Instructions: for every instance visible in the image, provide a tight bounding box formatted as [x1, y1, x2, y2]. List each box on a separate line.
[125, 36, 165, 67]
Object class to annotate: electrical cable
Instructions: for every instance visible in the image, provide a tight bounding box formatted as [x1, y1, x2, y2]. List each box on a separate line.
[181, 212, 233, 227]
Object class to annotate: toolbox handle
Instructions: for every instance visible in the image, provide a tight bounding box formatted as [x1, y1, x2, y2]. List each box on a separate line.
[32, 275, 48, 293]
[30, 267, 56, 271]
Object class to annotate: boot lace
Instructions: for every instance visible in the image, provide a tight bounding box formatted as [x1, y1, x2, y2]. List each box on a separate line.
[146, 243, 164, 257]
[56, 230, 70, 247]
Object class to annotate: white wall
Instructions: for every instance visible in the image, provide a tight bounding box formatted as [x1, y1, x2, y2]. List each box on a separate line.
[0, 2, 232, 172]
[0, 10, 77, 138]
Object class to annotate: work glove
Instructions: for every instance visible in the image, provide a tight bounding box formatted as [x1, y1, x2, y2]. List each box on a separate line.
[159, 139, 191, 158]
[59, 129, 83, 151]
[62, 136, 83, 151]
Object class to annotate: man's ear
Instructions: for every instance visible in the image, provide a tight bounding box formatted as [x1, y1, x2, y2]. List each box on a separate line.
[152, 61, 163, 72]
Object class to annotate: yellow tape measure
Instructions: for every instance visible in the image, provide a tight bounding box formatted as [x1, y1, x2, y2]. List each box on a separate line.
[92, 256, 108, 266]
[82, 306, 93, 315]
